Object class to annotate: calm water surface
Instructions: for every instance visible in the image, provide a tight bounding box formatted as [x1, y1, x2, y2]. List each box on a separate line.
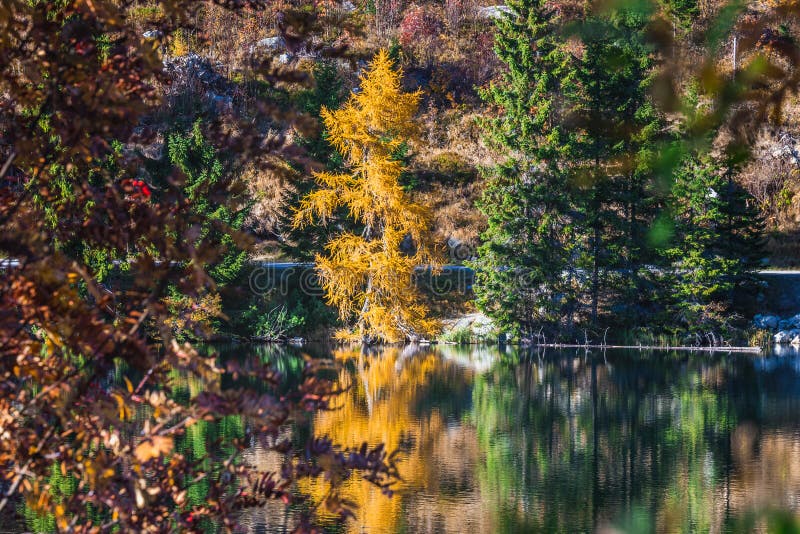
[232, 344, 800, 533]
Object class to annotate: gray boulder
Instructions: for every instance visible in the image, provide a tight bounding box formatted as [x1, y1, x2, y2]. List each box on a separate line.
[775, 331, 791, 344]
[440, 312, 498, 343]
[137, 139, 164, 160]
[163, 53, 226, 88]
[775, 329, 800, 344]
[125, 127, 165, 162]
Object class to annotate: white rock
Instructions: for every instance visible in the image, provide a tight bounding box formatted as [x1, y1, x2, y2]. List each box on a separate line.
[278, 53, 292, 64]
[477, 5, 514, 19]
[793, 335, 800, 346]
[472, 316, 495, 336]
[442, 312, 497, 342]
[143, 29, 163, 39]
[251, 36, 286, 55]
[341, 1, 356, 13]
[775, 330, 794, 344]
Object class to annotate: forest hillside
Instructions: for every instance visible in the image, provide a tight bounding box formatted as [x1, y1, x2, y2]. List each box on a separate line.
[123, 0, 799, 265]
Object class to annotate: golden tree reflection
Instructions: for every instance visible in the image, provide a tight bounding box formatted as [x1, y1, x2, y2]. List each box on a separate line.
[302, 345, 480, 532]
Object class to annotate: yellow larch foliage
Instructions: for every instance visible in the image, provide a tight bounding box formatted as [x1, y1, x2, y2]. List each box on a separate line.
[293, 50, 440, 343]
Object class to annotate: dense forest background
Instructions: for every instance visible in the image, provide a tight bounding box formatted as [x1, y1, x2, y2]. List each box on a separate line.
[116, 0, 799, 262]
[103, 0, 797, 341]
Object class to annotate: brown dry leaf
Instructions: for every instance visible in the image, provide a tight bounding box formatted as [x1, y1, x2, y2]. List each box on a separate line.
[134, 436, 174, 463]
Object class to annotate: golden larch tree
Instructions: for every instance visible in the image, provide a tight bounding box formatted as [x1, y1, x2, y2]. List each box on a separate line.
[293, 50, 440, 343]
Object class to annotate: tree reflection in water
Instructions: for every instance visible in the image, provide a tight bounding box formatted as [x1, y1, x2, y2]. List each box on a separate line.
[26, 344, 798, 532]
[305, 345, 800, 534]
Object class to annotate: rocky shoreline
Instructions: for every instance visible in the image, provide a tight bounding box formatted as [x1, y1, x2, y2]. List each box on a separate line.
[754, 314, 800, 345]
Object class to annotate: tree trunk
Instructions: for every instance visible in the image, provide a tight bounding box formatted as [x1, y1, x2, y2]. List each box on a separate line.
[592, 225, 599, 324]
[359, 276, 373, 344]
[591, 189, 600, 325]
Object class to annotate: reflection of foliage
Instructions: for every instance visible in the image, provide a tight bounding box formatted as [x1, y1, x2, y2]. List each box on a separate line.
[729, 508, 800, 533]
[469, 351, 743, 532]
[242, 304, 306, 340]
[263, 344, 800, 532]
[293, 345, 800, 533]
[470, 358, 589, 531]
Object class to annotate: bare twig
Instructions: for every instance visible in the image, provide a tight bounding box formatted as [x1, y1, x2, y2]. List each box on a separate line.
[0, 151, 16, 180]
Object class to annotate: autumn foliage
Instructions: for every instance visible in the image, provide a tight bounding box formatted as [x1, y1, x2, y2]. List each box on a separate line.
[0, 1, 398, 531]
[294, 50, 440, 343]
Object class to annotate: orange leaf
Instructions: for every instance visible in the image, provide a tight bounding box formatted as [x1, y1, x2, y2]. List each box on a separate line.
[134, 436, 174, 463]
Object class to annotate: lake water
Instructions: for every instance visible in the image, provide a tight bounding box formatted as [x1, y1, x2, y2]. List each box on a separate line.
[231, 344, 800, 533]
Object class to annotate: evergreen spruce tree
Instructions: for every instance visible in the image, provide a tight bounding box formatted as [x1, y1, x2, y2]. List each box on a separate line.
[667, 155, 764, 330]
[166, 121, 248, 285]
[296, 60, 345, 165]
[569, 8, 662, 327]
[475, 0, 662, 338]
[473, 0, 579, 338]
[717, 165, 766, 304]
[139, 121, 250, 339]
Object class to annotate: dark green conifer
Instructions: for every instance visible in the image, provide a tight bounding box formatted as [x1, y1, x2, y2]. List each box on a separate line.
[473, 0, 579, 338]
[569, 7, 663, 326]
[285, 60, 346, 260]
[666, 155, 764, 330]
[165, 121, 248, 286]
[475, 0, 663, 337]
